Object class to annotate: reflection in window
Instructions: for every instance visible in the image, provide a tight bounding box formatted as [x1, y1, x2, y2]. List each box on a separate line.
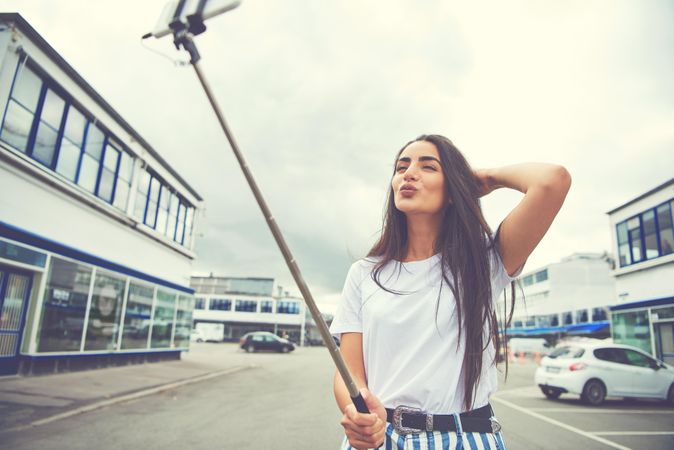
[56, 106, 86, 181]
[617, 222, 630, 267]
[37, 257, 92, 351]
[642, 210, 658, 260]
[151, 290, 175, 348]
[97, 143, 120, 202]
[84, 271, 125, 351]
[575, 309, 588, 324]
[235, 300, 257, 312]
[134, 169, 151, 220]
[174, 295, 193, 348]
[612, 310, 652, 353]
[562, 311, 573, 325]
[210, 298, 232, 311]
[592, 307, 608, 322]
[0, 64, 42, 152]
[145, 177, 161, 227]
[113, 151, 134, 211]
[277, 301, 300, 315]
[658, 203, 674, 256]
[78, 124, 105, 193]
[121, 283, 153, 349]
[261, 301, 273, 313]
[194, 297, 206, 310]
[32, 89, 65, 167]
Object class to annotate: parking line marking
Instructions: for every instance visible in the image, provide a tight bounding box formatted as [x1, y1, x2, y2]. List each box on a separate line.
[491, 396, 633, 450]
[591, 432, 674, 436]
[530, 408, 674, 414]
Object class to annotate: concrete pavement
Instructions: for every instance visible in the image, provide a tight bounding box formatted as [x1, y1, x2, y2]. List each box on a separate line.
[0, 343, 254, 433]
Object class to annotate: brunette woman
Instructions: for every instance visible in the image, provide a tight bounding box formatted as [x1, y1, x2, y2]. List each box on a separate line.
[330, 134, 571, 449]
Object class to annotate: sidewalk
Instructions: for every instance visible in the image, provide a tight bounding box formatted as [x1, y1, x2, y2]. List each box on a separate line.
[0, 343, 252, 432]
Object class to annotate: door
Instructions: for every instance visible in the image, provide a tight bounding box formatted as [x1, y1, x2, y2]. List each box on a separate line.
[623, 349, 669, 398]
[592, 347, 633, 396]
[0, 266, 33, 375]
[656, 322, 674, 366]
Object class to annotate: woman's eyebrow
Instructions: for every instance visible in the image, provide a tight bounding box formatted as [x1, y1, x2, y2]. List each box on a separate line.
[397, 156, 441, 163]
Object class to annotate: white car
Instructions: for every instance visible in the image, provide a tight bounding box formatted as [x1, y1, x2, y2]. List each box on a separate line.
[534, 341, 674, 406]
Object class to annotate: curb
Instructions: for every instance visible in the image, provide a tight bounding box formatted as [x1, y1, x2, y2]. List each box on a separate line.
[1, 364, 256, 434]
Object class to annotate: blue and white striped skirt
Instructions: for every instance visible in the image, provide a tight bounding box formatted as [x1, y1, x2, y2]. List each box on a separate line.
[340, 422, 506, 450]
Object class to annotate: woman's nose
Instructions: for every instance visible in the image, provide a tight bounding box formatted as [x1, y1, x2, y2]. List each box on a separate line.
[404, 167, 419, 181]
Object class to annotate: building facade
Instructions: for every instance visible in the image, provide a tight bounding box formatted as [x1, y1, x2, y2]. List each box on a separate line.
[607, 178, 674, 364]
[0, 14, 201, 375]
[191, 276, 306, 344]
[505, 253, 616, 339]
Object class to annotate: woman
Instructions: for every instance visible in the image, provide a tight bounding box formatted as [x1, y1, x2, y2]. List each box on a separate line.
[330, 134, 571, 450]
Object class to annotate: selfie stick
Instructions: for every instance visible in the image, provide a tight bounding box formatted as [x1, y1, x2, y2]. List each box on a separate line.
[143, 1, 369, 414]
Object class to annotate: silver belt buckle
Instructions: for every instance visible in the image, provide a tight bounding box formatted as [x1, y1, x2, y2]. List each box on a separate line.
[392, 405, 426, 435]
[490, 417, 502, 433]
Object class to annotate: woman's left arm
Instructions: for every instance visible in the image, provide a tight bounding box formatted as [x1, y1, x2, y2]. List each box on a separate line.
[475, 163, 572, 276]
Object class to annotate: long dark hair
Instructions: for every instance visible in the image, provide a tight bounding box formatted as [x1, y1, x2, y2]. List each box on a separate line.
[367, 134, 515, 411]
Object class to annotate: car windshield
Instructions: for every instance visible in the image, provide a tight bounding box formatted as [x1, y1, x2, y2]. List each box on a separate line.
[548, 346, 584, 359]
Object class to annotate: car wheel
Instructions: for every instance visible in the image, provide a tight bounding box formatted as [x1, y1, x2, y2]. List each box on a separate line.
[281, 346, 290, 353]
[581, 379, 606, 406]
[246, 344, 255, 353]
[541, 387, 562, 400]
[667, 384, 674, 407]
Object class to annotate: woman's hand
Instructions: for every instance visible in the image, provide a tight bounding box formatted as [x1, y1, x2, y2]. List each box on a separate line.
[340, 388, 387, 450]
[473, 168, 503, 197]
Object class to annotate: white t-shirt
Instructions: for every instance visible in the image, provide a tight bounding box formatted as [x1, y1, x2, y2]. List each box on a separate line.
[330, 241, 521, 414]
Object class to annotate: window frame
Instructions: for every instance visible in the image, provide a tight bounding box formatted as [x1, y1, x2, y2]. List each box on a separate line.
[616, 198, 674, 268]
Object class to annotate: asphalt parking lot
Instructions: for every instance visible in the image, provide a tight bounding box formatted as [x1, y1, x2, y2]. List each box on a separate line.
[493, 361, 674, 450]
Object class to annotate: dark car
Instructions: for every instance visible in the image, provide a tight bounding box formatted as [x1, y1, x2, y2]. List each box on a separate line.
[239, 331, 295, 353]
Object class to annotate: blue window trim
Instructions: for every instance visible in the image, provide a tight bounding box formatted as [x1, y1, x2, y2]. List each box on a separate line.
[0, 58, 24, 140]
[0, 221, 194, 294]
[617, 198, 674, 268]
[51, 102, 70, 172]
[93, 134, 109, 197]
[24, 82, 47, 159]
[74, 119, 91, 184]
[610, 296, 674, 312]
[110, 143, 122, 206]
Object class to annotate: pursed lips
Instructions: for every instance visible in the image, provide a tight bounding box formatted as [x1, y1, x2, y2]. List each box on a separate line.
[400, 184, 417, 192]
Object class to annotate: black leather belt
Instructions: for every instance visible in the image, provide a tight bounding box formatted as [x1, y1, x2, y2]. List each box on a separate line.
[385, 403, 501, 435]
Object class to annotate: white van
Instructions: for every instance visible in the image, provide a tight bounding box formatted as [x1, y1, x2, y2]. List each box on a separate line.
[508, 338, 551, 356]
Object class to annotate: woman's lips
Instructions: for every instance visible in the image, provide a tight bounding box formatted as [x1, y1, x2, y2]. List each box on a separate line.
[400, 188, 416, 198]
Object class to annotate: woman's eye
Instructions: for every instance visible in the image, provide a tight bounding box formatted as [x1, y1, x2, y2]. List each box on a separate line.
[424, 165, 437, 171]
[396, 166, 408, 172]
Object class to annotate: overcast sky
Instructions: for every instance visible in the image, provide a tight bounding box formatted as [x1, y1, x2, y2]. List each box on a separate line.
[6, 1, 674, 312]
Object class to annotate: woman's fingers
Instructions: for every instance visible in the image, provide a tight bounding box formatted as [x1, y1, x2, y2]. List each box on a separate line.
[341, 407, 386, 449]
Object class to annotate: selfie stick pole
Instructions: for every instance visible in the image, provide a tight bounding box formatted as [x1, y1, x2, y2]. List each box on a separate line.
[162, 28, 369, 414]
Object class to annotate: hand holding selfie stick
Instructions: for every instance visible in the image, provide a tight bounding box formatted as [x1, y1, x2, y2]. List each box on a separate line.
[143, 0, 369, 415]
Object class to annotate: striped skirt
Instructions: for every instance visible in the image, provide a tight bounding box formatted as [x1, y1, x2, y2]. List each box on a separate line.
[340, 422, 506, 450]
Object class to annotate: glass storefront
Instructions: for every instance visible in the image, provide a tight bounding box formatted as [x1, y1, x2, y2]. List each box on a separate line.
[611, 310, 652, 353]
[151, 290, 176, 348]
[38, 257, 92, 352]
[34, 255, 192, 353]
[121, 282, 154, 349]
[84, 270, 125, 351]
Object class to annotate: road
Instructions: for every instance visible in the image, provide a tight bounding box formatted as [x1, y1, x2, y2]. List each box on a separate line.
[1, 344, 672, 449]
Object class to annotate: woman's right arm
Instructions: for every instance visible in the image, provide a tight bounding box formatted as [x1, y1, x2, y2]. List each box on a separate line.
[334, 332, 386, 449]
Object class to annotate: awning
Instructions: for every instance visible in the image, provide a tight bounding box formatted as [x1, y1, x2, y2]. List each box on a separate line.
[504, 321, 610, 336]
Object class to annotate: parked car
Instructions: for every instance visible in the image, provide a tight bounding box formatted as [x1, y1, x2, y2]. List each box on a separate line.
[239, 331, 295, 353]
[534, 341, 674, 406]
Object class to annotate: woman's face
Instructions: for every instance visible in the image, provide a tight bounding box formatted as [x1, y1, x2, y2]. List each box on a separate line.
[392, 140, 446, 216]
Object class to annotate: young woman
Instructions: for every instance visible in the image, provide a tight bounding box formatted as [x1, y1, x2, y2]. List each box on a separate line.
[330, 134, 571, 450]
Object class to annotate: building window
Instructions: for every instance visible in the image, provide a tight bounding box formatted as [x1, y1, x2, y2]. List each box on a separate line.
[617, 200, 674, 267]
[277, 301, 300, 315]
[235, 300, 257, 312]
[37, 257, 92, 352]
[658, 202, 674, 256]
[174, 295, 194, 348]
[562, 311, 573, 325]
[194, 297, 206, 310]
[0, 63, 42, 152]
[84, 270, 125, 351]
[592, 307, 608, 322]
[0, 62, 138, 212]
[121, 282, 153, 349]
[575, 309, 588, 324]
[612, 310, 652, 353]
[210, 298, 232, 311]
[151, 290, 176, 348]
[535, 269, 548, 283]
[522, 274, 534, 286]
[260, 300, 273, 313]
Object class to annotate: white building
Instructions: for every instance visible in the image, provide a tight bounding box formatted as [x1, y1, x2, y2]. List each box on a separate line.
[0, 14, 202, 375]
[506, 253, 615, 338]
[607, 178, 674, 363]
[191, 276, 306, 344]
